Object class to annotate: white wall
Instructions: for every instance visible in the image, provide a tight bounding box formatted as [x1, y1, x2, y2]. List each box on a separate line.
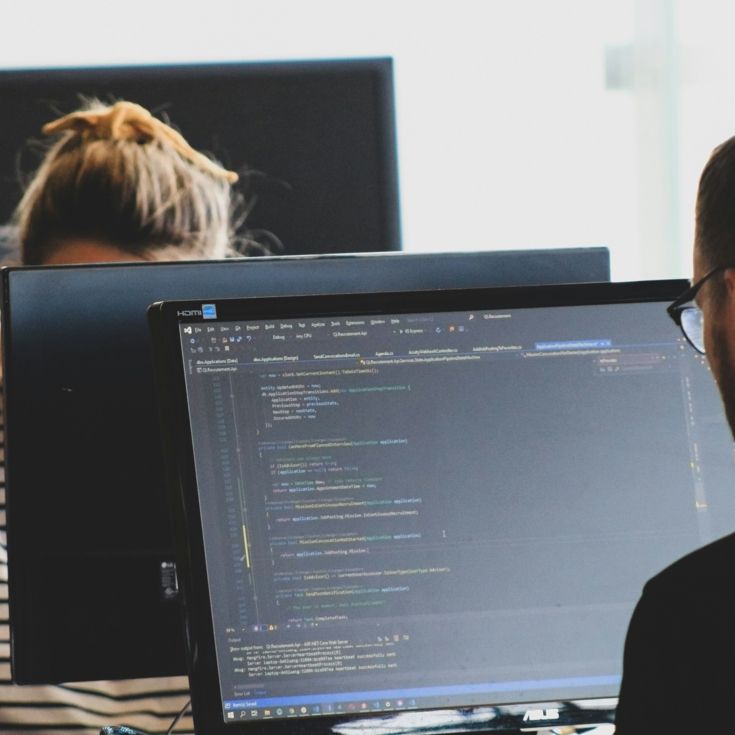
[2, 0, 730, 281]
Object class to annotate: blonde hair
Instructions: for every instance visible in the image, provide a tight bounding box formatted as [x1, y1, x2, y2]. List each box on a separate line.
[15, 100, 243, 265]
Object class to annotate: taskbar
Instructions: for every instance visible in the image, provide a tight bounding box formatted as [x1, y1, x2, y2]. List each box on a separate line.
[222, 674, 620, 723]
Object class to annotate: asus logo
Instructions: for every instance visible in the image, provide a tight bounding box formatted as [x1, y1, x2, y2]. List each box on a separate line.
[177, 309, 202, 317]
[522, 708, 559, 722]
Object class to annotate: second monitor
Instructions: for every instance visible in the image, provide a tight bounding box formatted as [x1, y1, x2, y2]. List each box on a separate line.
[0, 58, 400, 256]
[1, 248, 608, 685]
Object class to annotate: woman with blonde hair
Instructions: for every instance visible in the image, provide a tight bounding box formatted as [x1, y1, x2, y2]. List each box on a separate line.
[0, 99, 256, 734]
[15, 98, 247, 265]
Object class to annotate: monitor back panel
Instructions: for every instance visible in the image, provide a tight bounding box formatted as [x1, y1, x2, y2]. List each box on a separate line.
[2, 250, 609, 684]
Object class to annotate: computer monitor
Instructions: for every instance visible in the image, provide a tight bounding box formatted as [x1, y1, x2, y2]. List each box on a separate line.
[147, 280, 735, 734]
[1, 248, 609, 685]
[0, 58, 400, 256]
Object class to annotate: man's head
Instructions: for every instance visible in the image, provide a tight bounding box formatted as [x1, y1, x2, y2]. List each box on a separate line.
[14, 100, 242, 266]
[694, 135, 735, 433]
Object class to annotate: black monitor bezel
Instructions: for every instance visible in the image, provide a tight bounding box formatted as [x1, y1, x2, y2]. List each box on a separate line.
[148, 278, 687, 735]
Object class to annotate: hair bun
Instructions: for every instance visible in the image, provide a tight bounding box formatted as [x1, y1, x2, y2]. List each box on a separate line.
[42, 100, 238, 183]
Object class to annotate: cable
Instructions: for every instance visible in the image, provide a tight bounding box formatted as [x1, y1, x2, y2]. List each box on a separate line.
[165, 698, 192, 735]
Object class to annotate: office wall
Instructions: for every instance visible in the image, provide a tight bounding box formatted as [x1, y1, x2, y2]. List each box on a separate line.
[2, 0, 730, 281]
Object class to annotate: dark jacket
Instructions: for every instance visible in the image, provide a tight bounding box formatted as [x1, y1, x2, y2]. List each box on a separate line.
[615, 532, 735, 733]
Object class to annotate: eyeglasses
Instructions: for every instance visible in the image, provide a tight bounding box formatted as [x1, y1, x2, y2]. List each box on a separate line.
[667, 265, 731, 354]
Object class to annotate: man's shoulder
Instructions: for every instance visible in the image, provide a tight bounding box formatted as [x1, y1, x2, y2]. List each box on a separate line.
[645, 532, 735, 598]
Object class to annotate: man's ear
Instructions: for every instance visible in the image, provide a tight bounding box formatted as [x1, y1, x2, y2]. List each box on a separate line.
[723, 269, 735, 318]
[724, 268, 735, 294]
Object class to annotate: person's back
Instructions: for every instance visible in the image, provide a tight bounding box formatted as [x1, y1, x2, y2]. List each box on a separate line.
[0, 99, 252, 734]
[615, 532, 735, 733]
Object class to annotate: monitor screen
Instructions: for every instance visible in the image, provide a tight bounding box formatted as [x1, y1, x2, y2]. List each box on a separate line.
[153, 281, 735, 734]
[1, 249, 609, 685]
[0, 58, 400, 256]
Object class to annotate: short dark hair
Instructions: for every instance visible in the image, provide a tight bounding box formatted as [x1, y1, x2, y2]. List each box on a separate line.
[696, 135, 735, 273]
